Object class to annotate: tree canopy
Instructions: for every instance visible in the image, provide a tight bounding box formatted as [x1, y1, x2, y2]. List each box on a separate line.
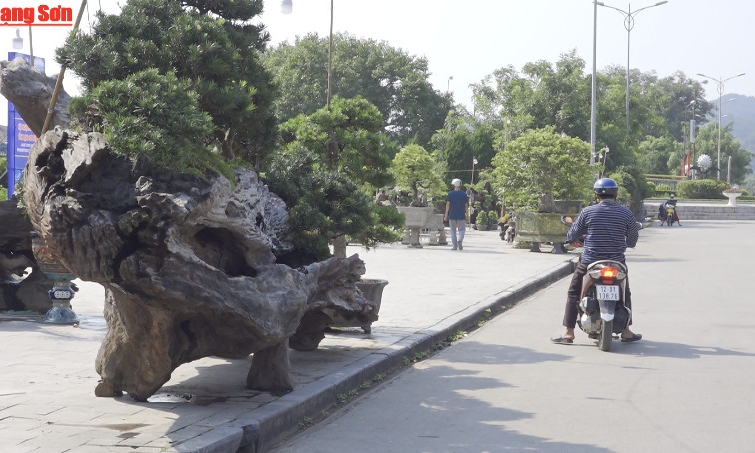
[490, 126, 592, 209]
[268, 96, 402, 259]
[391, 144, 446, 206]
[278, 96, 395, 189]
[56, 0, 277, 168]
[263, 33, 452, 150]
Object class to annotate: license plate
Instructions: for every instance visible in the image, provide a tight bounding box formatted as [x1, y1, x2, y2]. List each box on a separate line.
[595, 285, 620, 301]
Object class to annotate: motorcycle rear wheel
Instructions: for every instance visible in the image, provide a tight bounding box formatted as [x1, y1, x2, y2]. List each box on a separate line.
[599, 320, 613, 352]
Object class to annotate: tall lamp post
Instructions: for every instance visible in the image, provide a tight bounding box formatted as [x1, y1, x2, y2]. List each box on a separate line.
[597, 1, 668, 136]
[282, 0, 334, 110]
[590, 0, 598, 169]
[696, 72, 746, 180]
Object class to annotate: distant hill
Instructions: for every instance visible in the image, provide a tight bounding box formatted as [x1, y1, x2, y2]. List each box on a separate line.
[706, 93, 755, 171]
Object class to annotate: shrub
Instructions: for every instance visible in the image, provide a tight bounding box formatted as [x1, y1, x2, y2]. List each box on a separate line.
[677, 179, 728, 199]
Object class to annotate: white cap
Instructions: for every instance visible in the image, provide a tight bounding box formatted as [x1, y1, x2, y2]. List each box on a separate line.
[452, 178, 462, 187]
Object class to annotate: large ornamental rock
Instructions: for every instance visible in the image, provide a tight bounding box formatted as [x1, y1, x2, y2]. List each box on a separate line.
[22, 128, 371, 401]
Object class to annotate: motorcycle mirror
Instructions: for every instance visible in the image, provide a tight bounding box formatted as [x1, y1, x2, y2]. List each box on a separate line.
[561, 215, 574, 226]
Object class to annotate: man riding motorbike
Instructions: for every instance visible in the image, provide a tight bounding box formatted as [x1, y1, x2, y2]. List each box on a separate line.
[551, 178, 642, 344]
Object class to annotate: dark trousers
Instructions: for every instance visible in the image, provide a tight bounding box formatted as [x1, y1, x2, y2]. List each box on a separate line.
[562, 262, 632, 328]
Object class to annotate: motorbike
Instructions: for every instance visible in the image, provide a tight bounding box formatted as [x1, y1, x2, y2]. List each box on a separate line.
[577, 260, 632, 351]
[498, 213, 516, 243]
[665, 205, 675, 226]
[658, 202, 680, 226]
[560, 215, 632, 352]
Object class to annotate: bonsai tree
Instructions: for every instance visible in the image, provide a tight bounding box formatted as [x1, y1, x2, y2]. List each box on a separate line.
[390, 144, 446, 207]
[490, 126, 592, 211]
[57, 0, 277, 168]
[269, 96, 403, 259]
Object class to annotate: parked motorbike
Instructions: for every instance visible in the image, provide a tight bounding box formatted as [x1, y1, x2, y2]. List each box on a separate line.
[498, 213, 516, 243]
[560, 215, 632, 352]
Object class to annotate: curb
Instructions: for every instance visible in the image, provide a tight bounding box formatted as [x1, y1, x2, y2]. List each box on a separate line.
[173, 258, 578, 453]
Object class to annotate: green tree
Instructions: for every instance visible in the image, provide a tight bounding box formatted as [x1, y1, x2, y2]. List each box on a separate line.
[637, 135, 682, 176]
[264, 33, 452, 150]
[57, 0, 277, 167]
[391, 144, 446, 206]
[490, 126, 592, 210]
[74, 68, 228, 175]
[430, 111, 496, 184]
[606, 166, 651, 219]
[266, 146, 401, 262]
[648, 72, 713, 141]
[693, 122, 752, 183]
[270, 96, 402, 259]
[278, 96, 395, 188]
[470, 50, 590, 141]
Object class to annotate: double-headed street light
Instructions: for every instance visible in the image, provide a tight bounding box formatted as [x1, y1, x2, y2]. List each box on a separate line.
[597, 1, 668, 137]
[696, 72, 746, 180]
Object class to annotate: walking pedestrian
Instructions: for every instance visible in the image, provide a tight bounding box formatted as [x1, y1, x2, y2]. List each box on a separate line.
[444, 178, 469, 251]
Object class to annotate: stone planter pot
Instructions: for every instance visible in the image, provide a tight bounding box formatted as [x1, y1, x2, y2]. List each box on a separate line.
[396, 206, 436, 248]
[514, 211, 571, 254]
[724, 191, 742, 206]
[354, 278, 389, 332]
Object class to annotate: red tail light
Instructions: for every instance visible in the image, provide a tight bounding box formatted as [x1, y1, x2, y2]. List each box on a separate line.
[600, 267, 618, 284]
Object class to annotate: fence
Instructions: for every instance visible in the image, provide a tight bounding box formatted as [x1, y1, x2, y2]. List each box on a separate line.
[645, 174, 686, 194]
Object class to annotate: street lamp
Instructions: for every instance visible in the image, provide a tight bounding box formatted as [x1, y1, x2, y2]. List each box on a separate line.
[590, 0, 598, 168]
[12, 28, 23, 49]
[280, 0, 292, 14]
[447, 75, 453, 93]
[10, 27, 36, 67]
[282, 0, 334, 110]
[598, 146, 610, 177]
[597, 1, 668, 136]
[696, 72, 746, 180]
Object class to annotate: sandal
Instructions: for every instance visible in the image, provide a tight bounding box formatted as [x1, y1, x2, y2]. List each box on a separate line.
[620, 333, 642, 343]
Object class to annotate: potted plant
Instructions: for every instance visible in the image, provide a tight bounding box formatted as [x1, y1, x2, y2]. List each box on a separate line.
[489, 127, 591, 251]
[723, 186, 743, 206]
[476, 210, 489, 230]
[390, 144, 446, 247]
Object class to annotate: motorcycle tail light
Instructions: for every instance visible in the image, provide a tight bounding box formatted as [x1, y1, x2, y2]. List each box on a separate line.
[588, 264, 627, 284]
[600, 266, 618, 285]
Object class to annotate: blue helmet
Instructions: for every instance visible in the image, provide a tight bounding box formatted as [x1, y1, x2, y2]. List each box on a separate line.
[593, 178, 619, 196]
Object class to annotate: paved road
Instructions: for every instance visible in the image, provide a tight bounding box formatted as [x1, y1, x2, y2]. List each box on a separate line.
[270, 220, 755, 453]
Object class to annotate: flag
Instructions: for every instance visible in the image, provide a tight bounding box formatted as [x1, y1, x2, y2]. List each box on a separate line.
[472, 158, 478, 165]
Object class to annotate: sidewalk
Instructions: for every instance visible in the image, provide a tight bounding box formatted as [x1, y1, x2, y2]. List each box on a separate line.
[0, 229, 577, 453]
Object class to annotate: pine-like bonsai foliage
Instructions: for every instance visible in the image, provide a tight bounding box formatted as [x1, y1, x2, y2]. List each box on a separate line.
[56, 0, 277, 173]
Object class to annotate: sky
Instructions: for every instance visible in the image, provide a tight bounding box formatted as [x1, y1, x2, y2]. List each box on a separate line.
[2, 0, 754, 127]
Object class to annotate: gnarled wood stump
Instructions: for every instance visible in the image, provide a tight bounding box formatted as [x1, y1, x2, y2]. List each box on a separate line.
[0, 200, 57, 313]
[22, 128, 370, 401]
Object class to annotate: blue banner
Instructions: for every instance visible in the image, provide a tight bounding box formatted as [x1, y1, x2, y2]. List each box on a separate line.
[6, 52, 45, 199]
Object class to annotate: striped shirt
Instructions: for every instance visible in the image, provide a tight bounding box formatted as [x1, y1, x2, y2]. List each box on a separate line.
[568, 199, 639, 265]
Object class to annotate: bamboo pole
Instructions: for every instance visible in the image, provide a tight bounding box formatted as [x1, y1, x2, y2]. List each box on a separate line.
[41, 0, 88, 135]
